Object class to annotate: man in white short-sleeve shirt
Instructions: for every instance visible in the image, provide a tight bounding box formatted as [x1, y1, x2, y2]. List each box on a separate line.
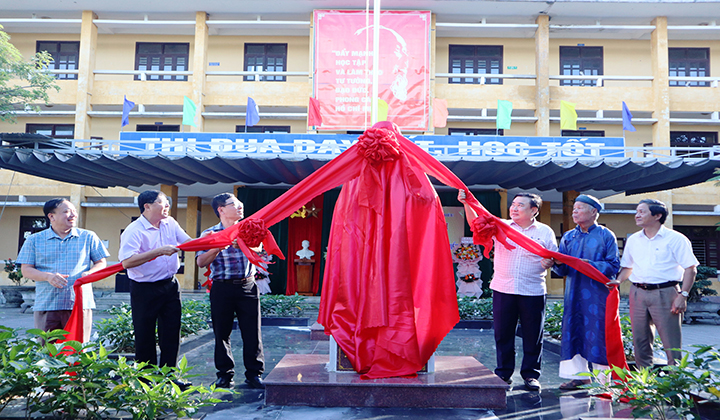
[610, 199, 698, 367]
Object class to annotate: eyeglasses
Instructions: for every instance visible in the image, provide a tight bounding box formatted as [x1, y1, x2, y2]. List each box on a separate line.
[220, 200, 242, 209]
[153, 199, 170, 207]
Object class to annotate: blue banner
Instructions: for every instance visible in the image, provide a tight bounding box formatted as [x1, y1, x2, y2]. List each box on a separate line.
[118, 132, 625, 158]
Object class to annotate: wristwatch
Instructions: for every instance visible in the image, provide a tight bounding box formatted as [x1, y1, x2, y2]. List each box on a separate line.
[680, 290, 689, 298]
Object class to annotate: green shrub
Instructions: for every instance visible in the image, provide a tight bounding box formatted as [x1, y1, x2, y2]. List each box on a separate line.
[95, 303, 136, 353]
[690, 265, 718, 303]
[260, 293, 305, 317]
[456, 296, 492, 320]
[0, 326, 226, 419]
[180, 298, 212, 337]
[544, 301, 564, 340]
[540, 303, 662, 360]
[95, 299, 211, 353]
[589, 345, 720, 420]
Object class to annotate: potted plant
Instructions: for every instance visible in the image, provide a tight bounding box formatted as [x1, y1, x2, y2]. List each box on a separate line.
[1, 259, 34, 309]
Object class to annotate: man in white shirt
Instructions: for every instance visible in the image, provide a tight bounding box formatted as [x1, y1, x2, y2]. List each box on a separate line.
[460, 191, 556, 391]
[609, 199, 698, 367]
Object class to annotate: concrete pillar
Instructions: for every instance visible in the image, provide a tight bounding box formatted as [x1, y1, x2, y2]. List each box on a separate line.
[69, 185, 85, 228]
[74, 11, 98, 141]
[160, 184, 179, 220]
[534, 14, 550, 137]
[651, 17, 671, 150]
[657, 190, 674, 229]
[183, 196, 201, 290]
[562, 190, 580, 234]
[498, 189, 508, 219]
[191, 12, 208, 132]
[539, 197, 552, 226]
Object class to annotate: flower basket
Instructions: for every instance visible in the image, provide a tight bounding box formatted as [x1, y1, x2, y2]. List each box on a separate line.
[451, 243, 483, 297]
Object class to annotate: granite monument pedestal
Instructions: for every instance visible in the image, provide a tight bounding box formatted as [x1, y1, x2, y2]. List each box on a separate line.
[264, 354, 508, 409]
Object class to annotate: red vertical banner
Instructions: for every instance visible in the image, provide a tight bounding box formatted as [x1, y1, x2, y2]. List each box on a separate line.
[313, 10, 431, 131]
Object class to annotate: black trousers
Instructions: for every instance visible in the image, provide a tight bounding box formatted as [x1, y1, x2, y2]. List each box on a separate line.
[129, 277, 181, 367]
[210, 280, 265, 380]
[492, 290, 546, 380]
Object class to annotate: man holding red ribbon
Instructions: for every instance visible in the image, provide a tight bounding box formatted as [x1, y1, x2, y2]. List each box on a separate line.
[18, 198, 109, 342]
[197, 193, 266, 390]
[552, 194, 620, 390]
[460, 191, 557, 391]
[118, 190, 192, 372]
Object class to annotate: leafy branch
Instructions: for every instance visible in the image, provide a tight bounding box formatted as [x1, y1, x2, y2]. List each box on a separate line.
[0, 24, 59, 123]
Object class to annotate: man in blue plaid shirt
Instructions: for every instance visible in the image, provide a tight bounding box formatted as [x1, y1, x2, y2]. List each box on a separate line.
[197, 193, 265, 389]
[18, 198, 109, 342]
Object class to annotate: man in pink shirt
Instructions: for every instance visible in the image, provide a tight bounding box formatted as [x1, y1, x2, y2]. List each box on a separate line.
[119, 190, 191, 369]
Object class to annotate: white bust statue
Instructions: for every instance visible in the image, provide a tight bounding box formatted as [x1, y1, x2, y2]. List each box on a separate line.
[296, 239, 315, 259]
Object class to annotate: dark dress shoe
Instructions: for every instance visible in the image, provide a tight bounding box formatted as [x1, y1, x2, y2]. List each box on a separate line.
[245, 376, 265, 389]
[212, 376, 234, 388]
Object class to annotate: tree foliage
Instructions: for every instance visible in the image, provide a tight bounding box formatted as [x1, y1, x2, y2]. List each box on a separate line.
[0, 24, 59, 123]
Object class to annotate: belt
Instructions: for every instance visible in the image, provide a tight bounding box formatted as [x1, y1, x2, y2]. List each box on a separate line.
[632, 281, 679, 290]
[131, 276, 175, 284]
[213, 276, 254, 285]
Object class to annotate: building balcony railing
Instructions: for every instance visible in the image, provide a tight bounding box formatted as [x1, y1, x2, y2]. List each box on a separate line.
[435, 73, 537, 85]
[40, 69, 719, 88]
[26, 69, 720, 125]
[550, 75, 654, 87]
[668, 76, 720, 88]
[93, 69, 193, 81]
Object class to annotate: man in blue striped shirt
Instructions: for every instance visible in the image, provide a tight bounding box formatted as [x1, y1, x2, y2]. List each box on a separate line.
[18, 198, 109, 342]
[197, 193, 265, 389]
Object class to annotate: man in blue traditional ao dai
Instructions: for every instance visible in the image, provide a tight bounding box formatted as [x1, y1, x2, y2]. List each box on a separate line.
[551, 194, 620, 390]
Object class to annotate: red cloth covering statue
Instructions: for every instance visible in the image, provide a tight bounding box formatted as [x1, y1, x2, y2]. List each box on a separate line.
[318, 123, 459, 379]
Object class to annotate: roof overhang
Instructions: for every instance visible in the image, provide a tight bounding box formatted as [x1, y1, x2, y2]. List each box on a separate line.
[1, 134, 719, 202]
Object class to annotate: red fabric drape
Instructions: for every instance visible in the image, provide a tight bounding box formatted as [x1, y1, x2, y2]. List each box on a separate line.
[318, 132, 458, 379]
[61, 120, 626, 379]
[286, 196, 323, 295]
